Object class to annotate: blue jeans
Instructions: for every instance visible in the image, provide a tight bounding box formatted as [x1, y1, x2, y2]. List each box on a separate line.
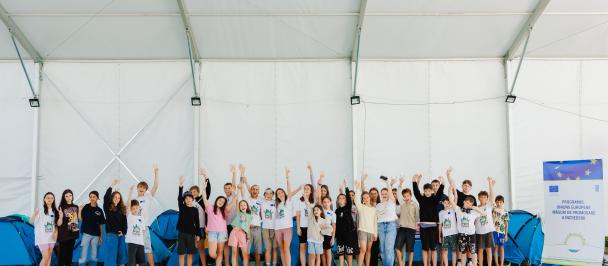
[79, 233, 100, 265]
[378, 221, 397, 266]
[102, 233, 128, 266]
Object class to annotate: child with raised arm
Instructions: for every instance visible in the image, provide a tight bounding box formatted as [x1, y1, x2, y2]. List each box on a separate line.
[317, 172, 336, 266]
[475, 178, 496, 266]
[32, 192, 62, 266]
[103, 180, 128, 266]
[438, 191, 458, 266]
[377, 177, 399, 266]
[336, 178, 357, 266]
[240, 164, 264, 266]
[354, 175, 378, 266]
[448, 185, 484, 266]
[126, 187, 145, 266]
[261, 187, 278, 266]
[395, 176, 418, 266]
[177, 176, 202, 266]
[297, 163, 316, 266]
[135, 164, 160, 266]
[446, 167, 477, 207]
[229, 181, 253, 266]
[200, 172, 237, 266]
[413, 174, 444, 266]
[274, 168, 303, 266]
[492, 194, 509, 266]
[190, 168, 211, 266]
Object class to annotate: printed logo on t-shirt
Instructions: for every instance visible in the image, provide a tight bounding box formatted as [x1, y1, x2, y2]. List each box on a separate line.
[65, 208, 79, 232]
[264, 209, 273, 219]
[443, 218, 451, 229]
[461, 216, 470, 228]
[44, 221, 54, 233]
[251, 204, 260, 215]
[240, 214, 247, 223]
[479, 215, 488, 226]
[95, 211, 102, 216]
[133, 224, 141, 236]
[304, 208, 309, 217]
[278, 208, 285, 219]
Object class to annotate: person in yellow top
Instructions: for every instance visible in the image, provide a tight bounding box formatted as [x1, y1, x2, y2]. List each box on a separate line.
[354, 174, 378, 266]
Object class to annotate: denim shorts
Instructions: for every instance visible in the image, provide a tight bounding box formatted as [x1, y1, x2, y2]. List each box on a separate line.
[207, 231, 228, 242]
[307, 241, 323, 255]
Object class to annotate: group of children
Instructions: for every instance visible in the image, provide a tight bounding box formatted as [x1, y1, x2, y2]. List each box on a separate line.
[30, 164, 509, 266]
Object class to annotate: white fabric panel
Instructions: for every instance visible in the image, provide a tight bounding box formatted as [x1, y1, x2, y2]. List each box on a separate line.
[0, 62, 34, 216]
[525, 15, 608, 58]
[360, 15, 527, 59]
[2, 0, 179, 13]
[354, 61, 509, 202]
[429, 61, 509, 201]
[185, 0, 360, 13]
[200, 61, 352, 199]
[13, 16, 187, 60]
[39, 62, 193, 216]
[366, 0, 537, 13]
[354, 61, 430, 186]
[509, 61, 581, 214]
[191, 16, 356, 59]
[545, 0, 608, 12]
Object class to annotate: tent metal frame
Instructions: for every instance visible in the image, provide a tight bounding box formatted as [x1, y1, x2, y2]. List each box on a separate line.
[43, 72, 190, 206]
[503, 0, 551, 209]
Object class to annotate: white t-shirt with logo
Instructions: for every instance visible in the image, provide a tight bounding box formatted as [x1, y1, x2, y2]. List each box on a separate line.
[136, 191, 154, 226]
[34, 211, 56, 245]
[438, 209, 458, 237]
[298, 200, 311, 228]
[322, 209, 336, 236]
[376, 201, 398, 223]
[475, 204, 495, 234]
[245, 195, 263, 227]
[261, 199, 276, 229]
[274, 199, 293, 230]
[126, 214, 145, 245]
[456, 208, 480, 235]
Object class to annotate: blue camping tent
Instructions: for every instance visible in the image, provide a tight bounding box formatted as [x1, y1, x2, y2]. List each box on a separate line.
[0, 215, 41, 266]
[151, 210, 179, 241]
[505, 210, 544, 265]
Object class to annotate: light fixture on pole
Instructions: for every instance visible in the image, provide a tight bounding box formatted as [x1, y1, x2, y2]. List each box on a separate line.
[29, 97, 40, 107]
[505, 95, 517, 103]
[191, 96, 202, 106]
[351, 95, 361, 105]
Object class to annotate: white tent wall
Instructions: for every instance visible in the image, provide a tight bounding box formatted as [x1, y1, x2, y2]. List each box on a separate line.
[0, 62, 35, 216]
[509, 59, 608, 233]
[38, 62, 194, 219]
[199, 61, 353, 198]
[354, 60, 511, 205]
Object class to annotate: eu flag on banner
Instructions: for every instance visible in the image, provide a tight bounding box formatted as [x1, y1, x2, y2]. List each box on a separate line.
[543, 159, 603, 181]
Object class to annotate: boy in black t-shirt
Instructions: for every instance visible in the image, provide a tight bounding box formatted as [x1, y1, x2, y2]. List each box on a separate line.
[78, 191, 106, 265]
[177, 176, 202, 266]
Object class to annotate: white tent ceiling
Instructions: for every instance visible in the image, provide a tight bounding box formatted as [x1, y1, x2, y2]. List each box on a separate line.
[1, 0, 608, 60]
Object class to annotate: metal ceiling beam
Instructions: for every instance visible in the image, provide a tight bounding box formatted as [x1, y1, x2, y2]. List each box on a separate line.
[176, 0, 201, 63]
[505, 0, 551, 60]
[351, 0, 368, 61]
[0, 3, 43, 63]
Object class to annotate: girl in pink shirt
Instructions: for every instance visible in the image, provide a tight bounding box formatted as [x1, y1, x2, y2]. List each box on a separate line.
[201, 180, 236, 266]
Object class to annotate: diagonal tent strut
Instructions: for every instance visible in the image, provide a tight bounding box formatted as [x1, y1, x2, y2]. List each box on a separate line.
[43, 72, 191, 204]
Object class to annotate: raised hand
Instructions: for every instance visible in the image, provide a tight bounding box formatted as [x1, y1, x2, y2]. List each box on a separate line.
[390, 178, 398, 186]
[307, 162, 313, 171]
[354, 179, 361, 190]
[399, 175, 405, 185]
[153, 163, 159, 172]
[446, 166, 453, 176]
[362, 173, 368, 182]
[111, 179, 120, 187]
[412, 174, 418, 183]
[438, 175, 444, 184]
[230, 164, 237, 174]
[239, 163, 246, 174]
[34, 208, 41, 215]
[178, 176, 186, 186]
[285, 167, 291, 178]
[199, 168, 208, 178]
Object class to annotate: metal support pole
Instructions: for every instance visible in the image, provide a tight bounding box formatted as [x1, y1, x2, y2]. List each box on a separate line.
[186, 31, 198, 96]
[11, 35, 36, 97]
[30, 63, 42, 212]
[503, 59, 516, 209]
[508, 27, 532, 96]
